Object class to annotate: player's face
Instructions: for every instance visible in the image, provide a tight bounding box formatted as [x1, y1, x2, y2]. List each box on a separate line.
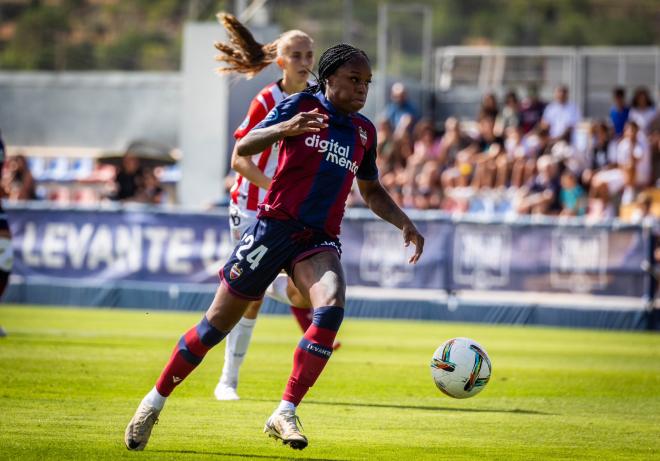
[280, 38, 314, 87]
[326, 56, 372, 114]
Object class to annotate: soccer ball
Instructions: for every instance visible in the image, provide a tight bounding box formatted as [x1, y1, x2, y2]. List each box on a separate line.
[430, 337, 492, 399]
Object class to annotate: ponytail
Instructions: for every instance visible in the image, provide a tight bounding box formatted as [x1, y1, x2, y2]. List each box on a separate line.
[214, 13, 313, 80]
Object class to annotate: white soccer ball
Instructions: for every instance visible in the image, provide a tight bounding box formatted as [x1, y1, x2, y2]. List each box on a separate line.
[430, 337, 492, 399]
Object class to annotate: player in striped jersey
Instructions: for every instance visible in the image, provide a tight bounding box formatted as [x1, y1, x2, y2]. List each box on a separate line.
[211, 14, 330, 401]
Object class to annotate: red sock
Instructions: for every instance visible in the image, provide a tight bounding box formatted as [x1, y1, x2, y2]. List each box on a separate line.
[283, 306, 344, 405]
[290, 305, 313, 332]
[155, 316, 227, 396]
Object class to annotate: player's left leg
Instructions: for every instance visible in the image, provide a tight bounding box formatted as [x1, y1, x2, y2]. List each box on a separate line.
[286, 277, 342, 350]
[264, 250, 345, 450]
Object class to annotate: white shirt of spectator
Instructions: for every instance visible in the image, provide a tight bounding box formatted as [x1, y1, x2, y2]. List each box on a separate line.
[629, 107, 657, 134]
[615, 136, 651, 187]
[542, 101, 580, 139]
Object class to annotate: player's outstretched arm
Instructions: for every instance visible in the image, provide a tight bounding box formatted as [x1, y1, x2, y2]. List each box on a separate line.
[357, 178, 424, 264]
[236, 109, 328, 157]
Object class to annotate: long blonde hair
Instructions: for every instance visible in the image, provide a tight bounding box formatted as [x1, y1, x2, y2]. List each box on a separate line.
[214, 13, 313, 79]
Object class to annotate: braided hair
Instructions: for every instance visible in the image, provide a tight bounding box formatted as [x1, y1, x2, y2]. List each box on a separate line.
[305, 44, 370, 94]
[214, 13, 312, 79]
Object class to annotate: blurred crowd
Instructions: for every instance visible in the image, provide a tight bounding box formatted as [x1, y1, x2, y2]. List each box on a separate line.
[352, 83, 660, 223]
[3, 83, 659, 223]
[1, 150, 174, 205]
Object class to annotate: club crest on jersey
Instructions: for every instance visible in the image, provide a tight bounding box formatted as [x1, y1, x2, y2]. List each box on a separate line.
[229, 263, 243, 280]
[263, 107, 279, 123]
[358, 126, 368, 146]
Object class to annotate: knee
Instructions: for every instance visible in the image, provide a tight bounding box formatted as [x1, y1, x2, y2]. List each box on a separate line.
[313, 271, 345, 307]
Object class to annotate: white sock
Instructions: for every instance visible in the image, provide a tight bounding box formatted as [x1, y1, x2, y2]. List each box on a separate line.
[264, 274, 293, 305]
[277, 400, 296, 413]
[142, 386, 166, 411]
[220, 317, 257, 387]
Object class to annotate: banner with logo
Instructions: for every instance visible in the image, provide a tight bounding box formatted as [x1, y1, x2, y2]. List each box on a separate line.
[6, 206, 652, 297]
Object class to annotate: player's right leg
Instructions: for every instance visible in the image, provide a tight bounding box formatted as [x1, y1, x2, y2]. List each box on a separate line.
[125, 284, 252, 451]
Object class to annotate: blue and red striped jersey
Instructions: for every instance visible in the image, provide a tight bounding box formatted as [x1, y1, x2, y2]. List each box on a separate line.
[253, 91, 378, 238]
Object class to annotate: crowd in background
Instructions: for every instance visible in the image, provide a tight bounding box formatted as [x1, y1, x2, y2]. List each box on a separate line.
[1, 150, 168, 205]
[3, 82, 659, 221]
[350, 83, 660, 223]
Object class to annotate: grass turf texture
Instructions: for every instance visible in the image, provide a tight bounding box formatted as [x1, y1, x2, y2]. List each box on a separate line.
[1, 305, 659, 461]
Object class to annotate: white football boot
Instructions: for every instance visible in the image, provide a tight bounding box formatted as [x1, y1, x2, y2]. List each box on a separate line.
[264, 409, 308, 450]
[124, 402, 160, 451]
[214, 381, 240, 401]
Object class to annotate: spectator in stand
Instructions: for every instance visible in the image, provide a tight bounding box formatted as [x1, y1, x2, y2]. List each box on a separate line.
[559, 170, 586, 216]
[478, 92, 499, 120]
[541, 85, 581, 143]
[376, 119, 396, 166]
[629, 87, 656, 135]
[3, 154, 37, 200]
[515, 155, 561, 215]
[383, 82, 419, 134]
[473, 114, 504, 152]
[582, 121, 615, 190]
[495, 90, 520, 137]
[408, 120, 442, 167]
[436, 117, 472, 169]
[111, 152, 144, 201]
[519, 85, 546, 134]
[649, 113, 660, 186]
[609, 87, 629, 139]
[135, 168, 165, 204]
[615, 121, 652, 196]
[591, 121, 651, 216]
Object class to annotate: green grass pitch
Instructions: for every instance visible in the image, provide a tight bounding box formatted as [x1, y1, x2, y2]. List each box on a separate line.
[1, 305, 659, 460]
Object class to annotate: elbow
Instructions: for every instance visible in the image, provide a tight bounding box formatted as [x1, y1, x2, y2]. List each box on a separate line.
[235, 139, 248, 158]
[230, 151, 241, 170]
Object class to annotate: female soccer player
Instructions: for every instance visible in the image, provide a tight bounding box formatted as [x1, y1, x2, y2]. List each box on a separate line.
[125, 44, 424, 452]
[213, 13, 324, 401]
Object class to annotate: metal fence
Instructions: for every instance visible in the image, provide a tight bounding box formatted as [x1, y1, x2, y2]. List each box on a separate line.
[433, 46, 660, 121]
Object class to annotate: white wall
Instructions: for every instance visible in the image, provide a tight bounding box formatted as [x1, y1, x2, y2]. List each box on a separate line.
[178, 21, 280, 207]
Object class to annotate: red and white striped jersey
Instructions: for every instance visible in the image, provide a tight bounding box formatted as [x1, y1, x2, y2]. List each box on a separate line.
[229, 81, 287, 212]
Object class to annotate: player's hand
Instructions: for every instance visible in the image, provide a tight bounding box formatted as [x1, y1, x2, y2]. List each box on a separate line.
[281, 108, 328, 136]
[402, 223, 424, 264]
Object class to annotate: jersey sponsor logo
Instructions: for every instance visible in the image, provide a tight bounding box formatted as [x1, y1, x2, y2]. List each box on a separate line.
[229, 263, 243, 280]
[358, 126, 368, 146]
[305, 134, 358, 174]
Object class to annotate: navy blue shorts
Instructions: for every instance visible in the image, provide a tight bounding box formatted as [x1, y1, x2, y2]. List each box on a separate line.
[220, 217, 341, 300]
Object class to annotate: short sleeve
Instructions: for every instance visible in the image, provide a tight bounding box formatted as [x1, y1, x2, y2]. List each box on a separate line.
[233, 96, 269, 140]
[356, 130, 379, 181]
[253, 93, 305, 131]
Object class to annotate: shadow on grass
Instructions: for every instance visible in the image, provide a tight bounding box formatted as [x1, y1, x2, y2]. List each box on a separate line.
[152, 449, 344, 461]
[243, 398, 548, 415]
